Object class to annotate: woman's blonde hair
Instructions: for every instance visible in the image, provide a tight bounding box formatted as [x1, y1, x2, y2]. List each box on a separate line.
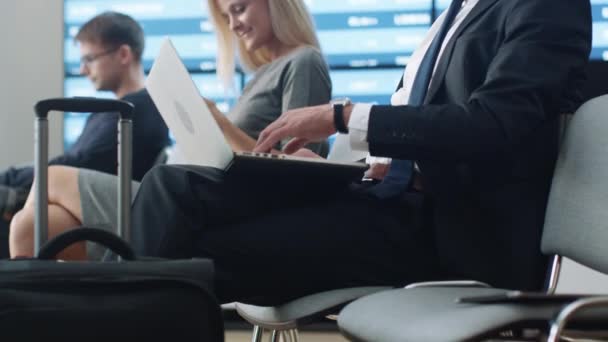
[207, 0, 320, 88]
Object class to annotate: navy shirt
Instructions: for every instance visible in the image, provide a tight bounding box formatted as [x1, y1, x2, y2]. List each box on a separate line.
[0, 89, 169, 187]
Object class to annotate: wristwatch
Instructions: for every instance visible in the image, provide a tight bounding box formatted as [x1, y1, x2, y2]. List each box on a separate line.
[331, 97, 351, 134]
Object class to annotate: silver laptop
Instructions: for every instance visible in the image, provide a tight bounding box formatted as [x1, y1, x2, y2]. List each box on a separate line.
[146, 37, 367, 183]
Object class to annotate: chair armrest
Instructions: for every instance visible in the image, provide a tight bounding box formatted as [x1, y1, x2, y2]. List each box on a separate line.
[404, 280, 491, 289]
[548, 296, 608, 342]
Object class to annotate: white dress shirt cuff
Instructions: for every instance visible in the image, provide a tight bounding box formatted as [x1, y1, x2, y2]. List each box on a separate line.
[366, 156, 392, 165]
[348, 103, 373, 152]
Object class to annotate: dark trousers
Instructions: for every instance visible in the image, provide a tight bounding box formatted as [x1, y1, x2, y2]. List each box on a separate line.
[130, 165, 442, 304]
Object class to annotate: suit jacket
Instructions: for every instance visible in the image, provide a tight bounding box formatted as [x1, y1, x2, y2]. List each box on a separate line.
[367, 0, 592, 290]
[0, 89, 169, 188]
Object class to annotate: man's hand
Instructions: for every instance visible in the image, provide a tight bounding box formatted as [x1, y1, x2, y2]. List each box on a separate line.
[364, 163, 391, 180]
[255, 103, 352, 154]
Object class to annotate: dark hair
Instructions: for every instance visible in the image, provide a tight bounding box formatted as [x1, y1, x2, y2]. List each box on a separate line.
[75, 11, 145, 62]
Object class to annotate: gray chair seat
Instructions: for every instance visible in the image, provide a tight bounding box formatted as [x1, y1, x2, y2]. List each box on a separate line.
[236, 286, 390, 331]
[338, 287, 608, 342]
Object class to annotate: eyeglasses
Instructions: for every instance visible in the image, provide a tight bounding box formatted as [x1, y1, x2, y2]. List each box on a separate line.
[80, 48, 119, 66]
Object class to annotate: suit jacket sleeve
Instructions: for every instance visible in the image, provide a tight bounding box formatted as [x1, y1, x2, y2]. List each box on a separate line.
[367, 0, 591, 162]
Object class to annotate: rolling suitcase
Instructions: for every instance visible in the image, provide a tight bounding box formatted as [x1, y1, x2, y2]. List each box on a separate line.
[0, 98, 223, 341]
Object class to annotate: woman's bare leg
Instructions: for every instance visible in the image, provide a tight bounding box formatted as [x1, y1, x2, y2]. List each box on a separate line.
[9, 166, 86, 259]
[10, 203, 84, 259]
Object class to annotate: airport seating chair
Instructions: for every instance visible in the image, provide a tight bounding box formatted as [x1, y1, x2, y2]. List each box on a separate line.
[337, 95, 608, 341]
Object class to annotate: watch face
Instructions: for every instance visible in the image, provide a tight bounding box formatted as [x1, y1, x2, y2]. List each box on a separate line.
[331, 97, 351, 106]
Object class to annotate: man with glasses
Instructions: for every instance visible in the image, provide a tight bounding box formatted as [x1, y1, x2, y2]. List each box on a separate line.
[0, 11, 169, 257]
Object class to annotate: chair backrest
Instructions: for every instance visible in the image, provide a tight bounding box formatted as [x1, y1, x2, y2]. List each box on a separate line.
[541, 94, 608, 275]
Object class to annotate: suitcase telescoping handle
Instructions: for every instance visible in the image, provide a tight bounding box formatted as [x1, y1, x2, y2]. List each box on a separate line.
[37, 227, 136, 261]
[34, 97, 134, 256]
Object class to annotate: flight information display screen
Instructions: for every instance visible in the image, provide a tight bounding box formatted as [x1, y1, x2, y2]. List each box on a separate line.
[63, 73, 240, 149]
[311, 0, 432, 67]
[591, 0, 608, 60]
[64, 0, 433, 73]
[64, 0, 216, 75]
[434, 0, 450, 17]
[330, 68, 404, 105]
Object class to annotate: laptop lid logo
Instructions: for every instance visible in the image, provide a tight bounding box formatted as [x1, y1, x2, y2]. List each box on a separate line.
[173, 100, 195, 134]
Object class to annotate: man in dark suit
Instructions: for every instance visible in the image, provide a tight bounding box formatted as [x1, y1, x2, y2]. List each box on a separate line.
[130, 0, 591, 304]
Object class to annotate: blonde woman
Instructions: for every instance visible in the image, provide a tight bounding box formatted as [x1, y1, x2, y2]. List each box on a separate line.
[10, 0, 331, 259]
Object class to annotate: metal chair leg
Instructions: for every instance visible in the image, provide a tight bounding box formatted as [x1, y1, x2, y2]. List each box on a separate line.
[252, 326, 298, 342]
[269, 330, 279, 342]
[290, 329, 299, 342]
[252, 325, 263, 342]
[548, 297, 608, 342]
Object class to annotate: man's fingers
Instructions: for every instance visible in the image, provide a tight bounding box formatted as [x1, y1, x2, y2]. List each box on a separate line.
[364, 163, 391, 180]
[255, 128, 274, 151]
[282, 137, 309, 154]
[255, 130, 269, 149]
[256, 120, 285, 148]
[254, 127, 288, 152]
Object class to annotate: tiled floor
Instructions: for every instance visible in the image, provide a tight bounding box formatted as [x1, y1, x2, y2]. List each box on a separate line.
[226, 330, 348, 342]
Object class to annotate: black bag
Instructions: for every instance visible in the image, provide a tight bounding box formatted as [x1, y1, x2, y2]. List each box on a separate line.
[0, 98, 224, 341]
